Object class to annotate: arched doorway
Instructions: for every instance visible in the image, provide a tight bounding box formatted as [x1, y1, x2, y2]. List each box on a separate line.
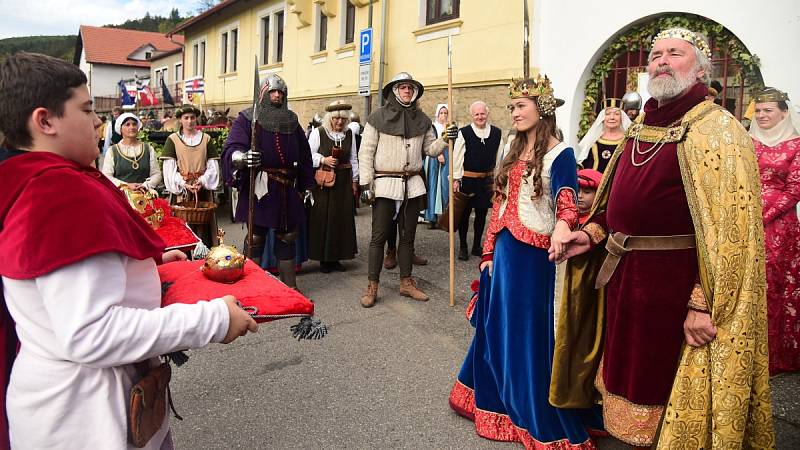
[578, 14, 764, 138]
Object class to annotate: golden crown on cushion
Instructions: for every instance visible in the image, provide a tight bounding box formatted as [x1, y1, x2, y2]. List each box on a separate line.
[508, 74, 563, 116]
[652, 28, 712, 59]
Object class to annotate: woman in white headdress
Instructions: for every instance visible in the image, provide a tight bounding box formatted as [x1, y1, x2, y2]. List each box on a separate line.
[576, 98, 631, 173]
[101, 112, 162, 190]
[423, 103, 449, 225]
[749, 86, 800, 375]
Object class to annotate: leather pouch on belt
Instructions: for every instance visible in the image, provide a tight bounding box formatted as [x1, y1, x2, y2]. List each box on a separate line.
[129, 362, 171, 448]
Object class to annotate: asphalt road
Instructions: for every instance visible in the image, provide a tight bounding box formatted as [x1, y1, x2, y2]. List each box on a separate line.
[170, 206, 800, 449]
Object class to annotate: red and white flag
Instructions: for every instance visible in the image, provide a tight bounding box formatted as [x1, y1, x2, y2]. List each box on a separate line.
[139, 85, 159, 106]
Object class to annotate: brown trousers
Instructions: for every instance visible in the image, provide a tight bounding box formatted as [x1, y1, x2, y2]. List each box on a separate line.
[368, 196, 424, 281]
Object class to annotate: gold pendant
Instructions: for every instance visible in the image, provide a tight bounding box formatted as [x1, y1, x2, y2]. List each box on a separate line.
[132, 162, 140, 170]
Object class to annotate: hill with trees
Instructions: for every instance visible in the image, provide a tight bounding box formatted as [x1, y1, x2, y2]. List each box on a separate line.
[0, 9, 191, 63]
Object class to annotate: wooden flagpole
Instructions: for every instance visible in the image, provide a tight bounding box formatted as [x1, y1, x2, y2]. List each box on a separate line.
[447, 34, 455, 308]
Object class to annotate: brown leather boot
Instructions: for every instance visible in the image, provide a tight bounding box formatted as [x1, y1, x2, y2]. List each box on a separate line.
[383, 249, 398, 269]
[360, 280, 379, 308]
[400, 277, 429, 301]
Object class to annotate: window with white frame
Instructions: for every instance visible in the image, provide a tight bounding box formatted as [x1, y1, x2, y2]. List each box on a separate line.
[258, 7, 286, 65]
[156, 67, 168, 85]
[219, 23, 239, 74]
[175, 63, 183, 82]
[192, 39, 206, 77]
[426, 0, 459, 25]
[315, 5, 328, 52]
[220, 32, 228, 73]
[343, 0, 356, 45]
[276, 11, 284, 62]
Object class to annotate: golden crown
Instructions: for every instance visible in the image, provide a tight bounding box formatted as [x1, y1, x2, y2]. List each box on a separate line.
[754, 87, 789, 103]
[652, 28, 712, 59]
[509, 74, 554, 99]
[603, 98, 623, 110]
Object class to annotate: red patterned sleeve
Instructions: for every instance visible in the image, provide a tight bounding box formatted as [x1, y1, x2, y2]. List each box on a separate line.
[763, 144, 800, 224]
[555, 189, 578, 229]
[482, 201, 502, 255]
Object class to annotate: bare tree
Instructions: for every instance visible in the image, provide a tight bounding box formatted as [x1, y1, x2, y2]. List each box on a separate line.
[197, 0, 223, 13]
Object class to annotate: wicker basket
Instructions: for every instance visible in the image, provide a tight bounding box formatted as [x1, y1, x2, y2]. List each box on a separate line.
[170, 201, 217, 224]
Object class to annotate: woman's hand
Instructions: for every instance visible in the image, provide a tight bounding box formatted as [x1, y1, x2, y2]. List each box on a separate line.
[437, 154, 446, 164]
[324, 156, 338, 168]
[683, 309, 717, 347]
[185, 181, 201, 193]
[548, 220, 573, 263]
[548, 230, 591, 263]
[479, 260, 493, 276]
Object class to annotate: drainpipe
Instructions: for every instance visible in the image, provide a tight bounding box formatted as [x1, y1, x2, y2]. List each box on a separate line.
[377, 0, 388, 105]
[364, 1, 373, 117]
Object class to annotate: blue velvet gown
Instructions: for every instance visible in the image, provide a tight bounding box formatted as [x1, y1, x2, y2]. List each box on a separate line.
[423, 155, 443, 222]
[449, 148, 601, 449]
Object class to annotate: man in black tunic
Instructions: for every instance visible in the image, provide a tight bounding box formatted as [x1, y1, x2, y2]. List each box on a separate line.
[452, 101, 503, 260]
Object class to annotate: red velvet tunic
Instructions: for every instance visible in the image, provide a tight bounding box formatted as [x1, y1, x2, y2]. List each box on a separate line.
[601, 84, 707, 406]
[754, 136, 800, 375]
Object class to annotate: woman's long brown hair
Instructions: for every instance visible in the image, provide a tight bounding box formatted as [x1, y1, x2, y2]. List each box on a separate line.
[493, 107, 559, 202]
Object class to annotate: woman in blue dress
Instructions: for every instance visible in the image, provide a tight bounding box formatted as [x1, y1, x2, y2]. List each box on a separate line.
[423, 103, 449, 226]
[449, 75, 600, 449]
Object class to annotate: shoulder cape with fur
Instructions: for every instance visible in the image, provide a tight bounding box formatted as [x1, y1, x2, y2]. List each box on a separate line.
[550, 101, 775, 448]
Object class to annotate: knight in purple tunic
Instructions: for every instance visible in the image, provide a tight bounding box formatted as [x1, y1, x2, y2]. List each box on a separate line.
[222, 74, 314, 290]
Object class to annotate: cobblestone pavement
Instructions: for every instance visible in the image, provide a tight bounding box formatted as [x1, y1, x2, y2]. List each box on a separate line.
[170, 207, 800, 449]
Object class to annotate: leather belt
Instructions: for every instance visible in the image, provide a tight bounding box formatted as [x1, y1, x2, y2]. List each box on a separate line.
[463, 170, 493, 178]
[337, 163, 352, 170]
[374, 169, 422, 180]
[263, 167, 296, 187]
[595, 232, 696, 289]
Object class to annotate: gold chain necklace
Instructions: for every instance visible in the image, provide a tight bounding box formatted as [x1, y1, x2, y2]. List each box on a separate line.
[629, 118, 683, 167]
[117, 142, 144, 170]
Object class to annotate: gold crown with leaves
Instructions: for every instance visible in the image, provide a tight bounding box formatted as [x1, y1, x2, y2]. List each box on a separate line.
[652, 28, 712, 59]
[508, 74, 563, 116]
[754, 87, 789, 103]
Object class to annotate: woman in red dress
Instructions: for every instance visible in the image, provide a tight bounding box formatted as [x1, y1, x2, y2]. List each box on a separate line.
[750, 87, 800, 375]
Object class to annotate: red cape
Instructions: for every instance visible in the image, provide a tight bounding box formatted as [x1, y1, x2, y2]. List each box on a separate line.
[0, 151, 165, 449]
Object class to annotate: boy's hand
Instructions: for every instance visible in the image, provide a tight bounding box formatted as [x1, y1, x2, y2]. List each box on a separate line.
[221, 295, 258, 344]
[161, 249, 187, 264]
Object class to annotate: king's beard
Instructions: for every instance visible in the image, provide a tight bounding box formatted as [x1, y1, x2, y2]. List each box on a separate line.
[648, 67, 698, 103]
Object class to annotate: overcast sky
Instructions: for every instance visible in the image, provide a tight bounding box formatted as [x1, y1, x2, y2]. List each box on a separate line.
[0, 0, 203, 39]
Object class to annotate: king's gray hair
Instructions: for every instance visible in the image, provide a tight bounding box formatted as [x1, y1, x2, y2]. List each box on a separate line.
[693, 46, 712, 86]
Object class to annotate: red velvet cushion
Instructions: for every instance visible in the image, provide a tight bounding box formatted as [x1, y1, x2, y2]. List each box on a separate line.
[159, 260, 313, 323]
[151, 198, 199, 250]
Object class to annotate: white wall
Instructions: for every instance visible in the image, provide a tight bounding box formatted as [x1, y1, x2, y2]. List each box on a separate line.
[87, 64, 141, 98]
[78, 49, 91, 92]
[532, 0, 800, 146]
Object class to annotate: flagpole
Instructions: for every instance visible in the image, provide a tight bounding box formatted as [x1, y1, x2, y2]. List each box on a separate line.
[447, 34, 455, 308]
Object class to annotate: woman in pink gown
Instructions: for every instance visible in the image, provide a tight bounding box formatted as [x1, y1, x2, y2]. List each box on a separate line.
[750, 87, 800, 375]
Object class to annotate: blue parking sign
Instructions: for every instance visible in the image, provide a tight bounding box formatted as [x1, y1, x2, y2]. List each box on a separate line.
[359, 28, 373, 64]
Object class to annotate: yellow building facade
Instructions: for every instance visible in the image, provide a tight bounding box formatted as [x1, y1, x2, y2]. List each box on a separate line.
[172, 0, 535, 130]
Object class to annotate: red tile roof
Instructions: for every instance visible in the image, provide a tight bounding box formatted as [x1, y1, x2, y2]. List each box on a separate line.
[79, 25, 184, 68]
